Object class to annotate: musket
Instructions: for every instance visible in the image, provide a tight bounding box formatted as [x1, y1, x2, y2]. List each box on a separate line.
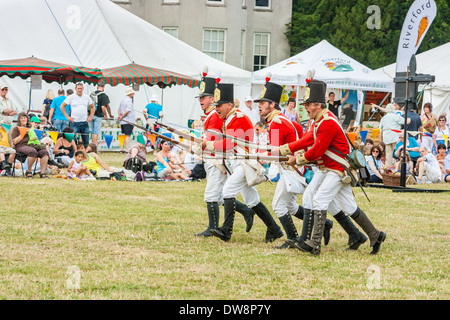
[216, 153, 289, 162]
[206, 129, 309, 179]
[206, 129, 272, 151]
[155, 121, 203, 144]
[122, 119, 199, 156]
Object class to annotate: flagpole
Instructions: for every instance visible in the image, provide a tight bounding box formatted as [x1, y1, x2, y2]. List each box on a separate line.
[400, 67, 410, 187]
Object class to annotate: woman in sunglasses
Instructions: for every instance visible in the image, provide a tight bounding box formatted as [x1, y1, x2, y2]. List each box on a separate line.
[433, 116, 449, 155]
[366, 145, 384, 183]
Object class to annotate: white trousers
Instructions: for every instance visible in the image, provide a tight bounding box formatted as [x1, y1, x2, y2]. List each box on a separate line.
[204, 161, 227, 203]
[222, 161, 261, 208]
[421, 135, 434, 153]
[423, 162, 442, 183]
[272, 169, 300, 218]
[302, 169, 357, 215]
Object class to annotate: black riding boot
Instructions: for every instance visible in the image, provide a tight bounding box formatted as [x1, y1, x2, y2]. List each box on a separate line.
[235, 200, 254, 233]
[210, 198, 235, 242]
[276, 214, 299, 249]
[292, 206, 332, 245]
[333, 211, 368, 250]
[292, 206, 304, 220]
[351, 207, 386, 255]
[195, 202, 220, 238]
[252, 202, 284, 243]
[298, 210, 328, 255]
[286, 208, 313, 248]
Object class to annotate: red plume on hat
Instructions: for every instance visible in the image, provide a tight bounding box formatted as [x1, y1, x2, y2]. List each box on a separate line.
[265, 72, 272, 84]
[202, 66, 208, 78]
[306, 69, 315, 84]
[215, 70, 222, 85]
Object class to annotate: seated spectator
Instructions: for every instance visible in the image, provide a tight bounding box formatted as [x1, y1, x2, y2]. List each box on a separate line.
[432, 115, 449, 155]
[79, 143, 121, 179]
[394, 152, 414, 175]
[40, 136, 62, 168]
[416, 147, 442, 184]
[123, 135, 149, 169]
[366, 145, 384, 183]
[67, 150, 95, 180]
[54, 127, 77, 166]
[11, 112, 49, 178]
[444, 154, 450, 182]
[363, 144, 372, 158]
[394, 133, 420, 169]
[364, 138, 374, 150]
[435, 143, 447, 178]
[378, 141, 386, 164]
[155, 140, 189, 180]
[0, 123, 15, 175]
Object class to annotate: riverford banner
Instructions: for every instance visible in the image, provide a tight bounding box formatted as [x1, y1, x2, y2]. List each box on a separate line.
[396, 0, 437, 73]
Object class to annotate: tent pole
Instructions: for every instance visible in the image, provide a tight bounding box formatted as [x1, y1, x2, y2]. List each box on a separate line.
[28, 80, 32, 111]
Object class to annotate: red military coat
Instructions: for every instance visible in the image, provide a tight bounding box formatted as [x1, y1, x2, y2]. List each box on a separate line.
[285, 109, 349, 172]
[266, 110, 303, 148]
[203, 106, 223, 142]
[207, 108, 254, 153]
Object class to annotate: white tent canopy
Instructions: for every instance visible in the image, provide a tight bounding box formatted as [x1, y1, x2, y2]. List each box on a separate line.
[0, 0, 251, 126]
[376, 42, 450, 117]
[252, 40, 394, 92]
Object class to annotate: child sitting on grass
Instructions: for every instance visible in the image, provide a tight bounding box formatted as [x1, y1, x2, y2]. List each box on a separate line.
[67, 151, 95, 180]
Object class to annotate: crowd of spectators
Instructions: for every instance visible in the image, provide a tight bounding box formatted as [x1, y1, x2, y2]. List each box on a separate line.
[363, 102, 450, 185]
[0, 82, 148, 180]
[0, 83, 449, 185]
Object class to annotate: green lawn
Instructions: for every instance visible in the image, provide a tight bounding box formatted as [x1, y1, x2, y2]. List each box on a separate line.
[0, 152, 449, 300]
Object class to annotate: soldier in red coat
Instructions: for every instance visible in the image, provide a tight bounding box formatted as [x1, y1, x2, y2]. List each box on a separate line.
[277, 115, 369, 252]
[279, 79, 386, 255]
[201, 82, 283, 242]
[256, 81, 334, 249]
[194, 74, 254, 238]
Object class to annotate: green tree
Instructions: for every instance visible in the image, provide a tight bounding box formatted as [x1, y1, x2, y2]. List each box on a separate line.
[286, 0, 450, 70]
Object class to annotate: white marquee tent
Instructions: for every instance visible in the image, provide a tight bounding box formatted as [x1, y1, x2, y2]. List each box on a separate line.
[376, 42, 450, 117]
[0, 0, 252, 126]
[252, 40, 394, 93]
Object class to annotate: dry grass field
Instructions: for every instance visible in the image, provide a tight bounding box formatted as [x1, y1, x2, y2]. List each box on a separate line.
[0, 152, 448, 300]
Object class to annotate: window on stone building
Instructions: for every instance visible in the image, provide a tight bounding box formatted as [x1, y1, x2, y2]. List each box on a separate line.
[163, 27, 179, 38]
[255, 0, 270, 8]
[203, 29, 226, 62]
[253, 32, 270, 71]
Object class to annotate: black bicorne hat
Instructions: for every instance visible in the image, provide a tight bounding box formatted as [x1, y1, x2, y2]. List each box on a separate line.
[254, 81, 283, 105]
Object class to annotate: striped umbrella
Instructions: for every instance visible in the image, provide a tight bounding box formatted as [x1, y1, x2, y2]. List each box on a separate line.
[0, 56, 101, 84]
[100, 63, 200, 88]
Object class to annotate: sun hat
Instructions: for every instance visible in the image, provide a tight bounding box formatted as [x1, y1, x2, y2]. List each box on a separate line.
[126, 88, 136, 96]
[30, 116, 41, 123]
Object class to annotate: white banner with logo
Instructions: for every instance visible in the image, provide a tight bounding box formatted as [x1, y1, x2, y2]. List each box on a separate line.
[396, 0, 437, 73]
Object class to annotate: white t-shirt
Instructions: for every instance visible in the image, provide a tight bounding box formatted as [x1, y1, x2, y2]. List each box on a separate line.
[118, 96, 136, 125]
[424, 153, 441, 173]
[241, 105, 261, 126]
[63, 94, 93, 122]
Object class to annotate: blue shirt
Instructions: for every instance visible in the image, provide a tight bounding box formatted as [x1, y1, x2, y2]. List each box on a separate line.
[394, 137, 420, 159]
[444, 154, 450, 174]
[145, 102, 163, 120]
[50, 95, 71, 121]
[157, 156, 169, 174]
[366, 156, 383, 176]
